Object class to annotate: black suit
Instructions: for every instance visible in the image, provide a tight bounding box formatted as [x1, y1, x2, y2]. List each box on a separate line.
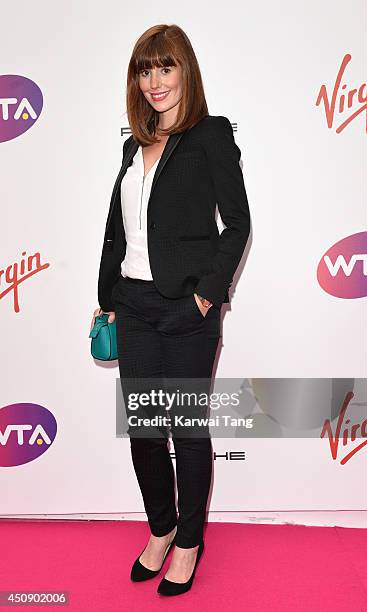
[97, 115, 250, 311]
[99, 115, 251, 549]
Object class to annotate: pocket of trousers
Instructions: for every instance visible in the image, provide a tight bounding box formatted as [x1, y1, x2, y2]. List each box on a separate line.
[190, 294, 206, 319]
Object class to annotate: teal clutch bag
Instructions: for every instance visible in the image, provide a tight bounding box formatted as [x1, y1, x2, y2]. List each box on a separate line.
[89, 313, 118, 361]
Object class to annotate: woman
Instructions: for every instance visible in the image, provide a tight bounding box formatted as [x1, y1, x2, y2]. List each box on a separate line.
[91, 24, 250, 596]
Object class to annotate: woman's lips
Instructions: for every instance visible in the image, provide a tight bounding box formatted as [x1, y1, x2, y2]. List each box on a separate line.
[151, 91, 169, 102]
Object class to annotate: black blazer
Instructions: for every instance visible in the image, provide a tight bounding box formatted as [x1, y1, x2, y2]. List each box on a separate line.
[97, 114, 250, 311]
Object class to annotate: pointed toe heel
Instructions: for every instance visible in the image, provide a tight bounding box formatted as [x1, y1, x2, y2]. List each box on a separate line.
[130, 534, 176, 582]
[157, 540, 204, 596]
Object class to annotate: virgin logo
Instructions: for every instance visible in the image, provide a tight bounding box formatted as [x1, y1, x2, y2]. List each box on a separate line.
[321, 391, 367, 465]
[316, 53, 367, 133]
[0, 251, 50, 313]
[0, 75, 43, 143]
[317, 232, 367, 298]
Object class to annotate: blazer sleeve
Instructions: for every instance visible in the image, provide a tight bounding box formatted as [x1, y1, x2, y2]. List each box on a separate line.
[97, 136, 132, 312]
[194, 116, 251, 308]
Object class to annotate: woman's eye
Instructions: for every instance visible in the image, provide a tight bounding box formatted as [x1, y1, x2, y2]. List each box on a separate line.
[139, 67, 173, 77]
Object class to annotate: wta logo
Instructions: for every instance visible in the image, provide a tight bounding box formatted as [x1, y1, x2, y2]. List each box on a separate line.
[318, 232, 367, 298]
[0, 75, 43, 143]
[0, 403, 57, 467]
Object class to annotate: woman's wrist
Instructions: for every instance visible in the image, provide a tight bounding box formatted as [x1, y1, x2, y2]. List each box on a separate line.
[195, 293, 213, 309]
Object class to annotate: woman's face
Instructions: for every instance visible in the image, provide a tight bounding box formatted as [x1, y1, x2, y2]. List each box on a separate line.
[138, 63, 183, 116]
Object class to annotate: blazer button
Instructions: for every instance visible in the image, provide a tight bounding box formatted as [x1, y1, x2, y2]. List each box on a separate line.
[150, 222, 156, 229]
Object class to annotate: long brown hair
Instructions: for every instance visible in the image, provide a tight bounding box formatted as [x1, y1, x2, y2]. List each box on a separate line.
[126, 24, 208, 146]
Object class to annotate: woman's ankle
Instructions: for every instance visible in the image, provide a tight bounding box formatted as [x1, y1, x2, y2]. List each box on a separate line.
[151, 525, 177, 542]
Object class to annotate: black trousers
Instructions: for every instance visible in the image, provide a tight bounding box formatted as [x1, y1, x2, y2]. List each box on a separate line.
[112, 274, 221, 548]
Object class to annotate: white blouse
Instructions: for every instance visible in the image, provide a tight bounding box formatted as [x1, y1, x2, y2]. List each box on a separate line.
[120, 145, 161, 280]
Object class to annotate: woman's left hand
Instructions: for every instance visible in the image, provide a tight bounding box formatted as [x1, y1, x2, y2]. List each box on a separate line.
[193, 293, 211, 317]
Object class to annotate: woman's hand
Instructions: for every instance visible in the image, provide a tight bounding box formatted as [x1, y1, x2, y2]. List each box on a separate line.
[90, 308, 115, 332]
[193, 293, 212, 317]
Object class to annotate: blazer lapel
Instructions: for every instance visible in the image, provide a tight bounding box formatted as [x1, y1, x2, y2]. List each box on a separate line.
[104, 131, 185, 241]
[150, 131, 185, 196]
[104, 138, 138, 240]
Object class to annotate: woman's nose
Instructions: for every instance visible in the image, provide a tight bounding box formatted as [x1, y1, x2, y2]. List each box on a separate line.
[150, 69, 161, 88]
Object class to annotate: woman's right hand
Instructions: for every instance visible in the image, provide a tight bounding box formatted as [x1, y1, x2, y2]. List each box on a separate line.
[90, 308, 115, 332]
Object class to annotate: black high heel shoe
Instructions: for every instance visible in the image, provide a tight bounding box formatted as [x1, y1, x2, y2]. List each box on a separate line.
[130, 533, 176, 582]
[157, 540, 204, 596]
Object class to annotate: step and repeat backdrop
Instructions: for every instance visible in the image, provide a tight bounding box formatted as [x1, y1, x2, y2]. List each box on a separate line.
[1, 1, 366, 517]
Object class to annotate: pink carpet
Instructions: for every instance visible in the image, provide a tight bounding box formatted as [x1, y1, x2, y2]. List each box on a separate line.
[1, 520, 366, 611]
